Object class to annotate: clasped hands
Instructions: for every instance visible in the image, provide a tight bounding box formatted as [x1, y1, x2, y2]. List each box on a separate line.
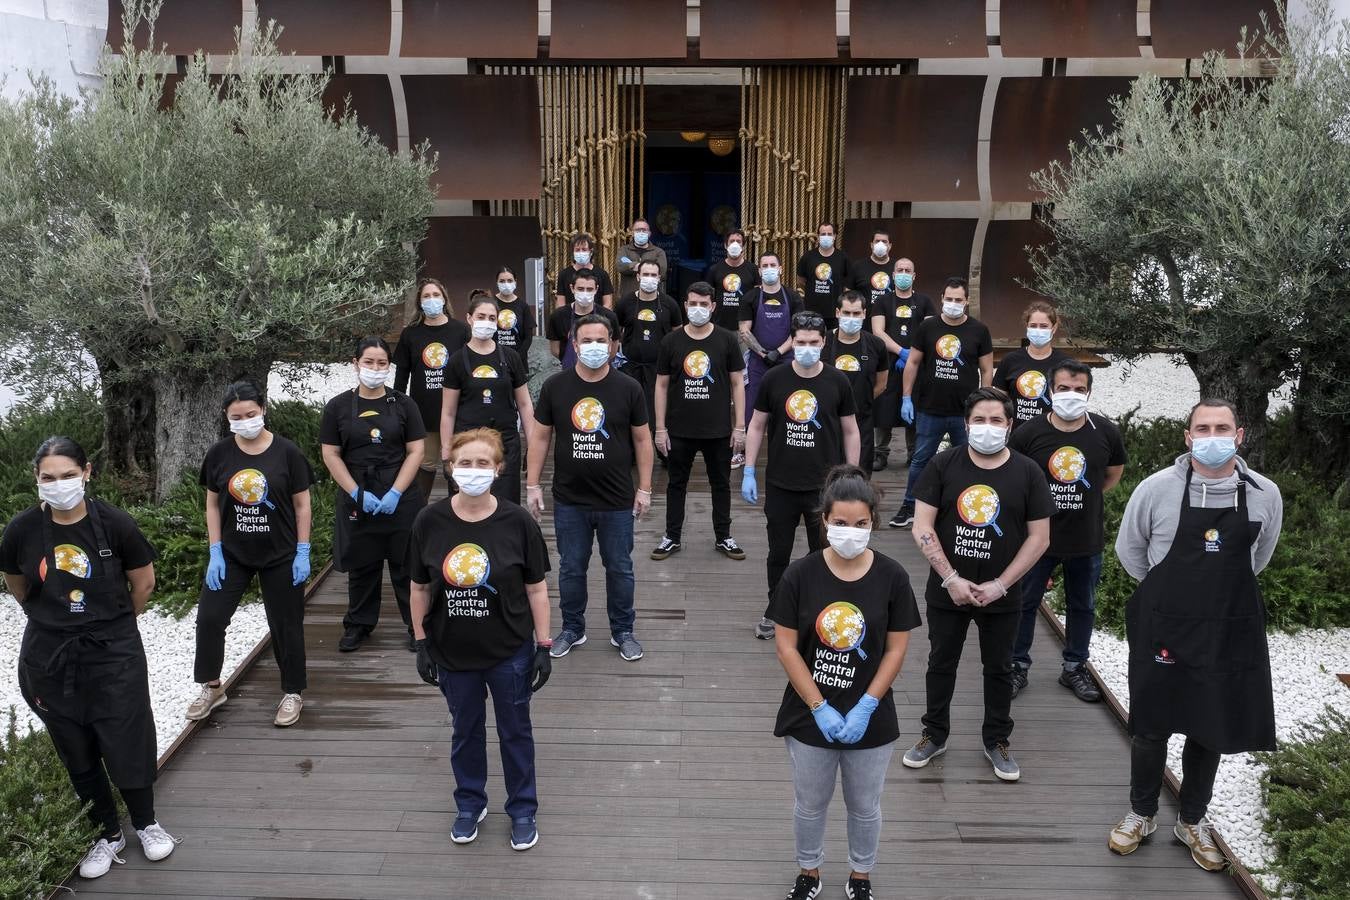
[811, 693, 880, 744]
[944, 574, 1008, 607]
[350, 486, 401, 515]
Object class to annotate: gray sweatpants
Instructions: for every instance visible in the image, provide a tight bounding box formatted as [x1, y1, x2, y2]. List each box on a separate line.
[785, 736, 897, 872]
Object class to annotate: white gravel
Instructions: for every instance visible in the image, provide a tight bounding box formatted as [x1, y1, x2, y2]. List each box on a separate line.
[1, 595, 271, 756]
[1073, 619, 1350, 890]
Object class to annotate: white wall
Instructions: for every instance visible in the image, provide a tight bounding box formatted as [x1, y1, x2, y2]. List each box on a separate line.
[0, 0, 105, 102]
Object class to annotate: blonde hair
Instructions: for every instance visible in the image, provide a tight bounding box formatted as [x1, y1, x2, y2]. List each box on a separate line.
[448, 428, 505, 465]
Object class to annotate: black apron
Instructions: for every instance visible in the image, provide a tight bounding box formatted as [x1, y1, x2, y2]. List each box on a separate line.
[1125, 467, 1276, 753]
[17, 501, 157, 787]
[333, 389, 423, 572]
[453, 346, 522, 466]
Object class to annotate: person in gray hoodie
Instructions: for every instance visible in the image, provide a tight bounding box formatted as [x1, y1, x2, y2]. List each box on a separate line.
[1109, 398, 1282, 873]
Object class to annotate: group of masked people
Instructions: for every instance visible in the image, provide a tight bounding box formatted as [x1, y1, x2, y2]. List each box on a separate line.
[2, 224, 1282, 895]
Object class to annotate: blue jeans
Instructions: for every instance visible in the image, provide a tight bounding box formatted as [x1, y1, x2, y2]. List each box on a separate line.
[903, 412, 968, 505]
[1013, 552, 1103, 670]
[554, 501, 636, 638]
[437, 640, 537, 820]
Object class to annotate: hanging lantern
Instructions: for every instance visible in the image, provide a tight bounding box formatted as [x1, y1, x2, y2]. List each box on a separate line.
[707, 135, 736, 157]
[680, 131, 708, 143]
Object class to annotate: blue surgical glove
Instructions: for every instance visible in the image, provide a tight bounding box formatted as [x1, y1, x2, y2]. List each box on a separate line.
[205, 542, 226, 591]
[901, 396, 915, 425]
[741, 466, 758, 504]
[375, 488, 403, 515]
[292, 543, 311, 586]
[835, 693, 880, 744]
[620, 255, 633, 265]
[351, 486, 380, 514]
[894, 348, 910, 371]
[810, 701, 846, 743]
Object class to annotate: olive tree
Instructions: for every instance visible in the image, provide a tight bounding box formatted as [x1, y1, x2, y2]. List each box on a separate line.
[0, 3, 435, 497]
[1029, 1, 1350, 475]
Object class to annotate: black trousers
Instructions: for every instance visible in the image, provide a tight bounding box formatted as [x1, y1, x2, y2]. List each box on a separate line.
[874, 422, 916, 460]
[195, 553, 307, 694]
[665, 434, 732, 543]
[1130, 733, 1222, 824]
[344, 533, 413, 635]
[763, 484, 824, 612]
[858, 415, 875, 478]
[921, 602, 1019, 749]
[71, 768, 155, 839]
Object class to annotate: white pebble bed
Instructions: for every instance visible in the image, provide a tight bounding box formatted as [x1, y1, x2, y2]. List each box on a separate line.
[0, 594, 271, 755]
[1071, 618, 1350, 891]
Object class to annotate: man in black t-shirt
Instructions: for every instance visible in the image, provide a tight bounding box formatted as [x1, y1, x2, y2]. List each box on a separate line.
[1008, 360, 1126, 703]
[796, 222, 848, 331]
[546, 272, 620, 370]
[742, 311, 860, 640]
[554, 232, 615, 309]
[616, 259, 683, 450]
[704, 228, 759, 331]
[527, 314, 654, 663]
[822, 290, 886, 479]
[652, 281, 747, 562]
[890, 276, 993, 528]
[904, 387, 1053, 782]
[846, 229, 895, 307]
[870, 256, 933, 472]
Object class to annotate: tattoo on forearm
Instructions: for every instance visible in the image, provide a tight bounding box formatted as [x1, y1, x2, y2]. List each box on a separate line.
[918, 530, 953, 576]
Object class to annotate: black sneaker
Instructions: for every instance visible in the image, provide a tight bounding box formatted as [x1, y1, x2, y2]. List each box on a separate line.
[845, 877, 874, 900]
[650, 537, 681, 561]
[872, 452, 889, 471]
[714, 537, 746, 560]
[1059, 664, 1102, 702]
[784, 872, 821, 899]
[338, 626, 366, 652]
[887, 504, 915, 528]
[1011, 665, 1029, 699]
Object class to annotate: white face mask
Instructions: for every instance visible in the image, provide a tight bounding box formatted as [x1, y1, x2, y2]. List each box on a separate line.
[968, 423, 1009, 455]
[639, 276, 660, 293]
[686, 306, 712, 326]
[451, 467, 495, 497]
[727, 241, 743, 257]
[826, 524, 871, 560]
[871, 241, 888, 258]
[577, 342, 611, 370]
[471, 320, 498, 341]
[942, 300, 966, 319]
[573, 250, 592, 266]
[1026, 326, 1053, 347]
[761, 266, 780, 285]
[818, 234, 835, 250]
[1051, 391, 1089, 420]
[634, 230, 650, 246]
[38, 475, 85, 511]
[498, 281, 516, 296]
[420, 297, 445, 318]
[838, 316, 864, 335]
[573, 291, 596, 307]
[229, 415, 265, 439]
[358, 366, 388, 389]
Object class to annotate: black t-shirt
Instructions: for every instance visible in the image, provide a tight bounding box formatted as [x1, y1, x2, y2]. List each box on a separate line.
[869, 292, 934, 352]
[912, 447, 1055, 611]
[535, 367, 648, 509]
[319, 389, 427, 488]
[768, 551, 922, 749]
[392, 320, 470, 432]
[738, 287, 805, 323]
[0, 501, 157, 627]
[823, 332, 886, 422]
[1009, 413, 1127, 558]
[704, 259, 759, 330]
[408, 499, 550, 672]
[199, 436, 314, 567]
[754, 363, 856, 491]
[656, 326, 745, 439]
[555, 265, 615, 303]
[847, 258, 893, 306]
[546, 305, 621, 365]
[442, 344, 529, 432]
[911, 315, 993, 416]
[495, 297, 535, 363]
[616, 292, 683, 365]
[796, 249, 849, 318]
[993, 348, 1073, 428]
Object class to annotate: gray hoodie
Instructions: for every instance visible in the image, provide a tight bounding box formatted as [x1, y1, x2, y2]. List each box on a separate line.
[1115, 453, 1283, 581]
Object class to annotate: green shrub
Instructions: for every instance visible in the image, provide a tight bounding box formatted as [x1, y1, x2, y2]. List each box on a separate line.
[0, 711, 96, 900]
[1257, 707, 1350, 900]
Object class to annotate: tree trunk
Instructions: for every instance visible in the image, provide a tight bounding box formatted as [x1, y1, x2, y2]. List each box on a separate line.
[97, 355, 156, 481]
[1183, 349, 1276, 470]
[152, 361, 271, 501]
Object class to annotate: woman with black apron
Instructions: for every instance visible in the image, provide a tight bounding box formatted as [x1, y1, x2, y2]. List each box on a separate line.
[321, 336, 427, 653]
[439, 294, 534, 504]
[494, 266, 535, 378]
[0, 437, 178, 879]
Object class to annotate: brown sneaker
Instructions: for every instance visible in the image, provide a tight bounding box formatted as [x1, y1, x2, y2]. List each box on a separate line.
[1107, 811, 1157, 855]
[185, 683, 227, 721]
[273, 693, 303, 727]
[1174, 817, 1227, 871]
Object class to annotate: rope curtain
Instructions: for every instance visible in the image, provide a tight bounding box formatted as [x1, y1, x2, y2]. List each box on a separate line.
[488, 64, 645, 289]
[739, 65, 848, 268]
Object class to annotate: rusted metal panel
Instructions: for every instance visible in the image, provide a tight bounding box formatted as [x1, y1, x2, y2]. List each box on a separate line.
[419, 216, 544, 320]
[849, 0, 987, 59]
[255, 0, 391, 56]
[1150, 0, 1282, 59]
[322, 75, 397, 151]
[548, 0, 687, 60]
[842, 218, 978, 299]
[1000, 0, 1139, 58]
[700, 0, 837, 60]
[400, 0, 539, 59]
[108, 0, 242, 55]
[979, 218, 1056, 342]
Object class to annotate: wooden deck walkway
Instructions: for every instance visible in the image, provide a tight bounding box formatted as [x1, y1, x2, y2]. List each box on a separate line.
[65, 457, 1245, 899]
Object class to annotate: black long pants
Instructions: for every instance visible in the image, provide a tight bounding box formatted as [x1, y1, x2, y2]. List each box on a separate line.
[1130, 732, 1222, 824]
[71, 768, 155, 839]
[874, 422, 916, 460]
[858, 414, 875, 478]
[921, 602, 1019, 749]
[195, 553, 306, 693]
[665, 435, 732, 543]
[763, 484, 824, 613]
[344, 535, 413, 635]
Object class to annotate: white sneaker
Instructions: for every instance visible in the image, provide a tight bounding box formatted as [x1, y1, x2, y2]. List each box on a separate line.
[135, 822, 180, 862]
[78, 835, 126, 878]
[274, 692, 303, 727]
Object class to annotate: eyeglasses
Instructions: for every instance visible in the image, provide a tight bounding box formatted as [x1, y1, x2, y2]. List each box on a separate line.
[792, 313, 826, 329]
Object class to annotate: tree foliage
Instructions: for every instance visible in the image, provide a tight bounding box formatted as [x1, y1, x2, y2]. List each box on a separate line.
[0, 1, 436, 497]
[1029, 1, 1350, 477]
